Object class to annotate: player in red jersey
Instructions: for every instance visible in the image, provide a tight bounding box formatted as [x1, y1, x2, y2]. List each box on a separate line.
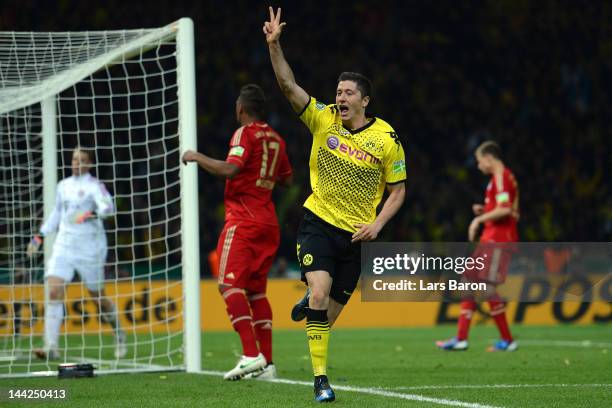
[182, 84, 293, 379]
[437, 141, 519, 352]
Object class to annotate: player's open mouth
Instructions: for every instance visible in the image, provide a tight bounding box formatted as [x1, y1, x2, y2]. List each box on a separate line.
[339, 106, 349, 114]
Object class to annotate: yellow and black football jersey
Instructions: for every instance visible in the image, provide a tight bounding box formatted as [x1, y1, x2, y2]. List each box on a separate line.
[298, 97, 406, 233]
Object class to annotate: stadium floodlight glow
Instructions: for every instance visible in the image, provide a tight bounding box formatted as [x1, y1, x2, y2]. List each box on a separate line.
[0, 18, 200, 377]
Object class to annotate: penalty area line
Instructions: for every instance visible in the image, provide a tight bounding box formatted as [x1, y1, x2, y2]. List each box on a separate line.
[198, 369, 503, 408]
[386, 383, 612, 391]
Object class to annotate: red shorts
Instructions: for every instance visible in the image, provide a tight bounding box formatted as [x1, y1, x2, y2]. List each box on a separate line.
[464, 243, 514, 284]
[216, 220, 280, 293]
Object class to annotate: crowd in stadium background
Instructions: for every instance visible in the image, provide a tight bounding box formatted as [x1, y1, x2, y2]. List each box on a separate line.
[4, 0, 610, 277]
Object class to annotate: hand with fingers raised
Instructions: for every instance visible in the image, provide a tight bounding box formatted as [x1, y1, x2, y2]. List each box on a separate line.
[263, 6, 287, 44]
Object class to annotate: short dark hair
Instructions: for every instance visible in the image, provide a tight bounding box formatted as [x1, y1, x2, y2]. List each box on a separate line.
[476, 140, 502, 160]
[238, 84, 266, 119]
[337, 72, 372, 98]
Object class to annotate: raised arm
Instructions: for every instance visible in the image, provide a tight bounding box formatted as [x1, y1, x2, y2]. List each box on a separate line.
[263, 7, 309, 113]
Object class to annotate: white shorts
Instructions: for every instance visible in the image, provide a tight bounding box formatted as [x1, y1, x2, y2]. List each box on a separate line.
[46, 243, 107, 292]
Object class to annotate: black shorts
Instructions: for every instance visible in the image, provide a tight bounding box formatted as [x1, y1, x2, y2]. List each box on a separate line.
[296, 209, 361, 305]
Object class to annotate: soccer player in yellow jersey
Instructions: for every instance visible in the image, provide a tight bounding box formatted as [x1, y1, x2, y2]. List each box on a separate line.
[264, 7, 406, 402]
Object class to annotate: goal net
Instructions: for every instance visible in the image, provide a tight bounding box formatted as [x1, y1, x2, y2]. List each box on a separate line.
[0, 19, 200, 377]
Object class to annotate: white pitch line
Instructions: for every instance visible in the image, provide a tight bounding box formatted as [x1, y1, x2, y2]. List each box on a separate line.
[386, 384, 612, 391]
[517, 340, 612, 348]
[198, 369, 502, 408]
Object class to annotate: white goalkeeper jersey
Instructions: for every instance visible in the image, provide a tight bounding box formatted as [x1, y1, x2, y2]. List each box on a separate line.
[40, 173, 114, 251]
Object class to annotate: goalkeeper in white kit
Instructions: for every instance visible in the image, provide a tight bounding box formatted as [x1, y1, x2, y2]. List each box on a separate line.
[27, 147, 127, 360]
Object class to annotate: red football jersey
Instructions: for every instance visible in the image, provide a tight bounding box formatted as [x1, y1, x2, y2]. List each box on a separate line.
[480, 167, 519, 242]
[223, 121, 292, 226]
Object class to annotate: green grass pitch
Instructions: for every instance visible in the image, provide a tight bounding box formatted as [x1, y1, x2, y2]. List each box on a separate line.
[2, 325, 610, 407]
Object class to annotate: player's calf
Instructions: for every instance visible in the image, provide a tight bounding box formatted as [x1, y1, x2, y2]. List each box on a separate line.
[249, 292, 273, 364]
[114, 330, 128, 358]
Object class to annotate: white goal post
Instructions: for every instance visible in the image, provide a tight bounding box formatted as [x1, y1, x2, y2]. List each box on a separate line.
[0, 18, 200, 377]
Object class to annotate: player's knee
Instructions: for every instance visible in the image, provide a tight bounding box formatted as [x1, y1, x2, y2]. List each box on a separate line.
[246, 290, 266, 302]
[309, 287, 329, 309]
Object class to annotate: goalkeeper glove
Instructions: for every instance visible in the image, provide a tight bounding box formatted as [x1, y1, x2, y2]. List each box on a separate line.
[27, 235, 43, 258]
[74, 211, 96, 224]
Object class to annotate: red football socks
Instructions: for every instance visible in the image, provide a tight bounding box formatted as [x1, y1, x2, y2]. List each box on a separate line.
[489, 300, 513, 341]
[222, 288, 259, 357]
[248, 293, 273, 363]
[457, 300, 477, 341]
